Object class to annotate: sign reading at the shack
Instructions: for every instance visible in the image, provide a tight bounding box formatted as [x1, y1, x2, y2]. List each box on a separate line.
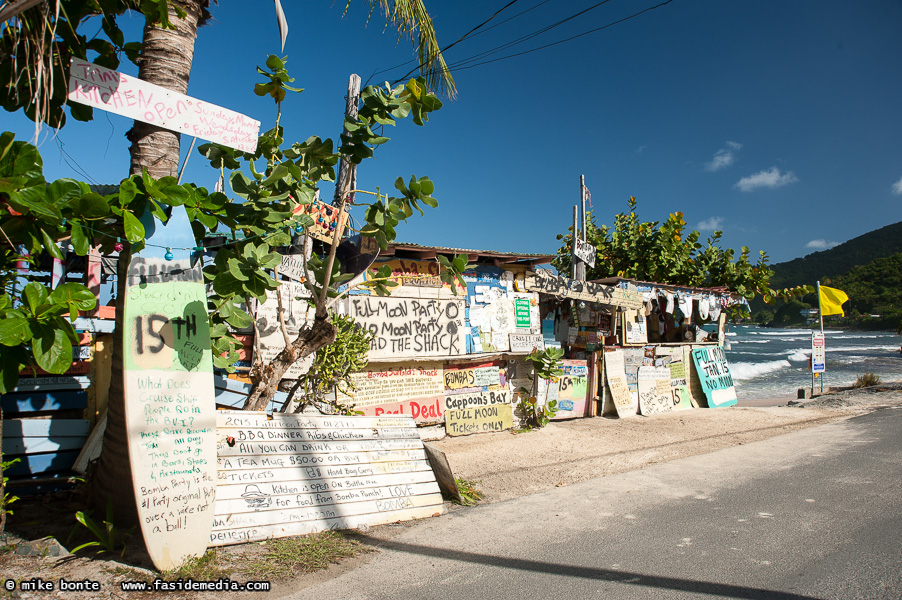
[123, 258, 216, 570]
[68, 58, 260, 152]
[690, 346, 737, 408]
[211, 412, 444, 544]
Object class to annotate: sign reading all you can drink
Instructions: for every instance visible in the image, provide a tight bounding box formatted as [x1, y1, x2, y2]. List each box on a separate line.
[211, 412, 444, 544]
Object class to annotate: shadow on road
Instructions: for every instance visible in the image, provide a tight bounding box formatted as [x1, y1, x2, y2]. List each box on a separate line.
[355, 535, 820, 600]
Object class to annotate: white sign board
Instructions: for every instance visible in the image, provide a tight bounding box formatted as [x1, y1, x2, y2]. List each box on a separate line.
[573, 238, 596, 268]
[68, 58, 260, 153]
[811, 332, 826, 374]
[211, 412, 444, 545]
[509, 333, 545, 354]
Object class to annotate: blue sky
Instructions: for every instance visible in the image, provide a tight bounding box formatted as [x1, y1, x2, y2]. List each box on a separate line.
[5, 0, 902, 265]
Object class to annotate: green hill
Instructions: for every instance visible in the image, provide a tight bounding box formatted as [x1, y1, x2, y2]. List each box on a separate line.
[769, 221, 902, 289]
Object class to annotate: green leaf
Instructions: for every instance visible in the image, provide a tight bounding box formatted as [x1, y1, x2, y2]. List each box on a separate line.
[121, 211, 145, 243]
[41, 228, 64, 259]
[265, 55, 285, 71]
[51, 283, 97, 318]
[69, 192, 111, 219]
[227, 258, 250, 281]
[21, 283, 48, 315]
[31, 323, 72, 374]
[70, 222, 89, 255]
[0, 316, 32, 346]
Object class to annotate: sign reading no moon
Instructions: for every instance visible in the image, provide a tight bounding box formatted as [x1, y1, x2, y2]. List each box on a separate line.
[574, 238, 596, 268]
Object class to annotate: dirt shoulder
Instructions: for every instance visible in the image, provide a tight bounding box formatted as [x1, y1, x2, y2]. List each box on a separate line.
[429, 402, 851, 504]
[3, 385, 901, 599]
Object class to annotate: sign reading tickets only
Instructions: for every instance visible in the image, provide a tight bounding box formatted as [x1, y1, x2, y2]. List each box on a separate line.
[690, 346, 737, 408]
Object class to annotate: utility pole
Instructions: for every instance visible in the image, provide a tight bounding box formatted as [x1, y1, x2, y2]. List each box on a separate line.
[574, 175, 586, 281]
[333, 74, 361, 206]
[571, 205, 580, 280]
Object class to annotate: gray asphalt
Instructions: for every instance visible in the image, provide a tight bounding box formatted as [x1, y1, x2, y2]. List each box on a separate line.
[287, 407, 902, 600]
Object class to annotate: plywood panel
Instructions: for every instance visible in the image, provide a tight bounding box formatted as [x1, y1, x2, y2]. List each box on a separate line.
[212, 412, 444, 546]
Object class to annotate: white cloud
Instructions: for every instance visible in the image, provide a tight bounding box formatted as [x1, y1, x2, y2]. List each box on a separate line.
[892, 176, 902, 195]
[697, 216, 725, 231]
[735, 167, 799, 192]
[705, 141, 742, 172]
[806, 239, 840, 250]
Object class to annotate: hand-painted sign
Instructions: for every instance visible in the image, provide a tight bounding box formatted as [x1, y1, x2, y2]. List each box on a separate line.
[364, 258, 465, 295]
[690, 346, 738, 408]
[668, 361, 693, 410]
[348, 296, 465, 359]
[291, 199, 346, 243]
[68, 58, 259, 152]
[604, 350, 637, 417]
[551, 360, 589, 419]
[124, 257, 216, 570]
[341, 363, 445, 423]
[509, 333, 544, 354]
[443, 363, 501, 391]
[443, 389, 510, 412]
[638, 366, 673, 416]
[811, 332, 826, 374]
[524, 270, 643, 309]
[573, 238, 596, 268]
[211, 412, 444, 545]
[445, 403, 513, 436]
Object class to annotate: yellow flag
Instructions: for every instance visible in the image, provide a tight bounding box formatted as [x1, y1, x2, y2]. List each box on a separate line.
[819, 286, 849, 316]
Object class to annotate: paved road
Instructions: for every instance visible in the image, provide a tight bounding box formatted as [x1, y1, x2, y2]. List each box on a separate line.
[287, 408, 902, 600]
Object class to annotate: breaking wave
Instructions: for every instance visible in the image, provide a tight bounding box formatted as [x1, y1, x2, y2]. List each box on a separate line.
[730, 360, 792, 381]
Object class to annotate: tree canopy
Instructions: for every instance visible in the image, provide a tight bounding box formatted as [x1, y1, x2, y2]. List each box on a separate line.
[553, 196, 810, 303]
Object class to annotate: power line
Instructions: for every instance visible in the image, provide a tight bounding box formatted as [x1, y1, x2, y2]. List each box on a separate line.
[413, 0, 675, 79]
[391, 0, 526, 84]
[365, 0, 528, 88]
[439, 0, 618, 73]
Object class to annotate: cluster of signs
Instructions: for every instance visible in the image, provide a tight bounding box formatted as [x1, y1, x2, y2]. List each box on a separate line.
[336, 357, 591, 436]
[603, 344, 736, 417]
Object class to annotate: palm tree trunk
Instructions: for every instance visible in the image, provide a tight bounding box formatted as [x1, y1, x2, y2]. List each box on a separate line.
[127, 0, 204, 178]
[92, 0, 204, 524]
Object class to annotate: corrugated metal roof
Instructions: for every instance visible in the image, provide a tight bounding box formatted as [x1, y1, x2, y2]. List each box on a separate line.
[384, 241, 554, 263]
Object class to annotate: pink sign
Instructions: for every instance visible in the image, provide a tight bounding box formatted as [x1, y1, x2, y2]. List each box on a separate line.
[68, 58, 260, 153]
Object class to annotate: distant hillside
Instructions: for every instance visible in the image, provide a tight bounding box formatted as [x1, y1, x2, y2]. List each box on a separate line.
[769, 221, 902, 289]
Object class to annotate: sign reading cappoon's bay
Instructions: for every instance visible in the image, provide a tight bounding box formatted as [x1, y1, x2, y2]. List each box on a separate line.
[211, 412, 445, 545]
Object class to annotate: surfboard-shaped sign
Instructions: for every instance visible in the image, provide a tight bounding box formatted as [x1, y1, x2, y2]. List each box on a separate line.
[123, 207, 216, 570]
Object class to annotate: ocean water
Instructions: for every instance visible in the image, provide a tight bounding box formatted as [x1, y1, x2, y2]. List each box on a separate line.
[726, 326, 902, 401]
[541, 320, 902, 402]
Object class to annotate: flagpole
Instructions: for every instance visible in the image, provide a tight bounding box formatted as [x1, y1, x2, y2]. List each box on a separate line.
[817, 280, 824, 393]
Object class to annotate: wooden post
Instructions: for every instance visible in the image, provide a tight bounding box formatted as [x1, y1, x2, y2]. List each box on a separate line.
[571, 205, 579, 280]
[333, 74, 361, 206]
[580, 174, 587, 241]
